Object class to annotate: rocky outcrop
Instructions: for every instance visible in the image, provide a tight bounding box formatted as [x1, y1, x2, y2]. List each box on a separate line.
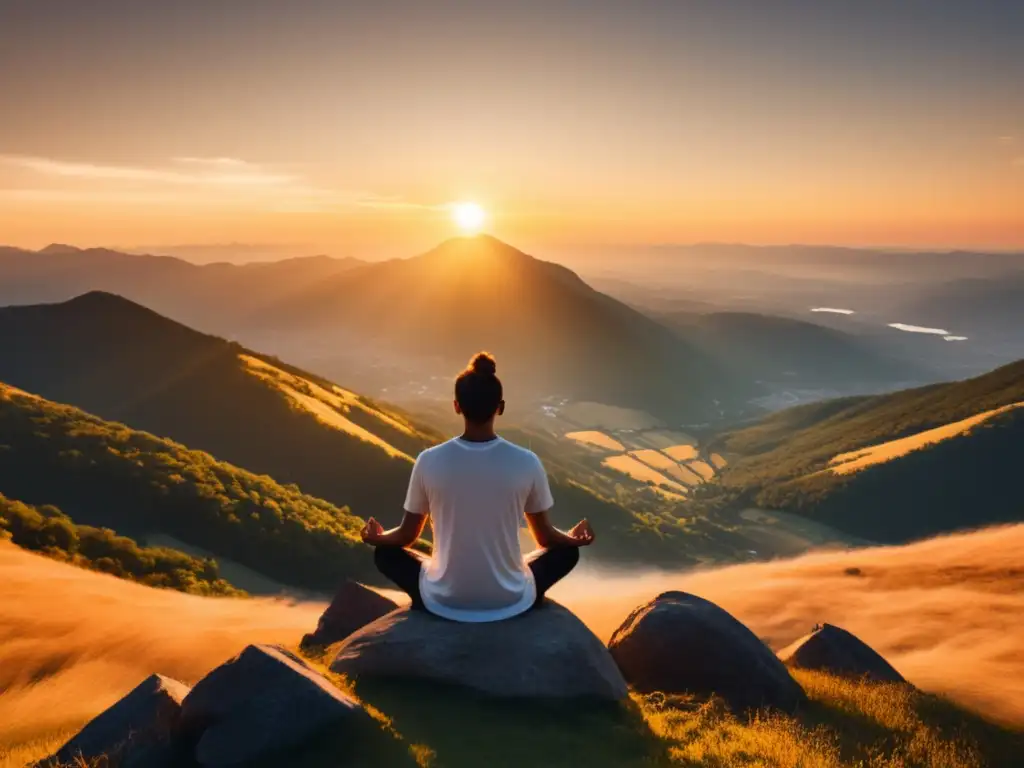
[42, 674, 190, 767]
[301, 580, 398, 649]
[180, 644, 367, 767]
[777, 623, 906, 683]
[608, 591, 806, 713]
[331, 602, 628, 700]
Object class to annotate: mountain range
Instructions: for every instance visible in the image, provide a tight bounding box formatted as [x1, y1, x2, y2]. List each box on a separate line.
[0, 292, 679, 571]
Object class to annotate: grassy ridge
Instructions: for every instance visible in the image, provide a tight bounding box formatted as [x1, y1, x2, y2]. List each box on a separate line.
[0, 384, 377, 590]
[0, 491, 242, 596]
[713, 360, 1024, 541]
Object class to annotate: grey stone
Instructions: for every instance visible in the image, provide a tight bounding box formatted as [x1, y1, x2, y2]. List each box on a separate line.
[181, 644, 366, 767]
[45, 674, 189, 767]
[609, 591, 806, 713]
[301, 580, 398, 649]
[777, 623, 906, 683]
[330, 602, 628, 700]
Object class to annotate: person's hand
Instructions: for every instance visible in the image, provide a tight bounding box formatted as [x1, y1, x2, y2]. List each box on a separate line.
[568, 519, 595, 546]
[361, 517, 384, 545]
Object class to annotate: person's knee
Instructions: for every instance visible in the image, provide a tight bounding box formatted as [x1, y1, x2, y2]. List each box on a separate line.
[561, 545, 581, 570]
[373, 544, 401, 570]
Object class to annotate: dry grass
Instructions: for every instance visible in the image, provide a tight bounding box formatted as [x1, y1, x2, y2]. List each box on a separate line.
[3, 524, 1024, 765]
[602, 454, 688, 492]
[827, 401, 1024, 475]
[663, 445, 700, 462]
[240, 354, 413, 460]
[565, 430, 626, 452]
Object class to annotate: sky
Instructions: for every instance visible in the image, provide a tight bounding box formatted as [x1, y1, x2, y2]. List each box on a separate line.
[1, 0, 1022, 257]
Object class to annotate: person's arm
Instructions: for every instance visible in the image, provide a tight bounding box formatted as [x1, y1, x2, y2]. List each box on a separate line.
[523, 453, 595, 549]
[361, 512, 428, 547]
[525, 511, 594, 549]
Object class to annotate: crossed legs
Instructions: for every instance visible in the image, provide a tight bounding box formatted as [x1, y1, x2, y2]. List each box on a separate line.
[373, 545, 580, 612]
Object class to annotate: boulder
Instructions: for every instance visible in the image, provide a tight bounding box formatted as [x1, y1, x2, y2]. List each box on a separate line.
[777, 623, 906, 683]
[43, 674, 189, 767]
[608, 591, 805, 713]
[330, 602, 628, 700]
[301, 580, 398, 649]
[180, 644, 367, 767]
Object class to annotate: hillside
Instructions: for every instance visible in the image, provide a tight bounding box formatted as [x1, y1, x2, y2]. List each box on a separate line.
[0, 291, 435, 517]
[0, 293, 679, 568]
[712, 360, 1024, 541]
[659, 311, 926, 390]
[3, 524, 1023, 766]
[0, 491, 241, 596]
[0, 382, 375, 590]
[251, 235, 758, 421]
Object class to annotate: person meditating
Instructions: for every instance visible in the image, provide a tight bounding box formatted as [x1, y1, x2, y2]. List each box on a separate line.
[360, 351, 595, 622]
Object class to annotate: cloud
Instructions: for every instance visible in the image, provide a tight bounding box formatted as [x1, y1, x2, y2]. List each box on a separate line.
[0, 154, 440, 212]
[997, 135, 1016, 145]
[0, 155, 295, 187]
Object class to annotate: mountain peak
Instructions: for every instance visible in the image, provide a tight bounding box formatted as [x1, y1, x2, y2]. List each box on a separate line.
[421, 234, 531, 263]
[39, 243, 82, 255]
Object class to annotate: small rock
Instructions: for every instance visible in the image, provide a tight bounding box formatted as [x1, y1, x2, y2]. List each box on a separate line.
[777, 623, 906, 683]
[301, 580, 398, 649]
[608, 591, 806, 713]
[44, 674, 189, 767]
[181, 644, 366, 767]
[331, 601, 628, 700]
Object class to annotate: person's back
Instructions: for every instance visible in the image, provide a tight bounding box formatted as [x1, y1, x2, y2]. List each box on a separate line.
[361, 351, 595, 623]
[409, 437, 549, 619]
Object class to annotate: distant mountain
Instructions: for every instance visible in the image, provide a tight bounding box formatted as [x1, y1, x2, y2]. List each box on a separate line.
[714, 360, 1024, 541]
[0, 244, 362, 332]
[659, 311, 928, 390]
[0, 291, 435, 518]
[252, 235, 758, 421]
[0, 381, 374, 590]
[0, 293, 675, 566]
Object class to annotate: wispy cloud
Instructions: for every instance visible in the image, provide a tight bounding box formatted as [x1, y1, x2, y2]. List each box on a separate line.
[0, 154, 444, 212]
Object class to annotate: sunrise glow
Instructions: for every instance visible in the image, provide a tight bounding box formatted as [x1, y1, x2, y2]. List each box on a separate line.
[452, 202, 486, 234]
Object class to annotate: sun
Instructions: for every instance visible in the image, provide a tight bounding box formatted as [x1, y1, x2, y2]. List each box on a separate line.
[452, 201, 486, 233]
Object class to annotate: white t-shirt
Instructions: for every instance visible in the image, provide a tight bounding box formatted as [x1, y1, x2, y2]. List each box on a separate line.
[403, 436, 555, 623]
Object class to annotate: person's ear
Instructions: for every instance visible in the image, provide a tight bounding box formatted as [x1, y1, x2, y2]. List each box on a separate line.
[497, 400, 505, 416]
[453, 399, 463, 416]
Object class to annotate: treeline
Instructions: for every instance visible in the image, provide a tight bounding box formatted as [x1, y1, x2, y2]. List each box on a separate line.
[0, 385, 378, 590]
[0, 492, 242, 596]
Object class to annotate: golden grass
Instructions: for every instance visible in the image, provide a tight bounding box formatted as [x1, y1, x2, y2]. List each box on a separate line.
[4, 525, 1024, 765]
[240, 354, 412, 461]
[630, 449, 678, 471]
[828, 401, 1024, 475]
[685, 459, 716, 481]
[602, 455, 688, 492]
[710, 453, 728, 469]
[662, 445, 699, 462]
[565, 430, 626, 452]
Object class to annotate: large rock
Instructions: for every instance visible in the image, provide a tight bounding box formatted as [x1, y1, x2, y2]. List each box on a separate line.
[608, 591, 806, 713]
[777, 623, 906, 683]
[330, 602, 628, 700]
[43, 674, 189, 767]
[301, 580, 398, 649]
[181, 644, 367, 767]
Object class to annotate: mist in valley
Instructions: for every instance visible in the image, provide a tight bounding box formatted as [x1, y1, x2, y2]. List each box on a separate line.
[3, 523, 1022, 756]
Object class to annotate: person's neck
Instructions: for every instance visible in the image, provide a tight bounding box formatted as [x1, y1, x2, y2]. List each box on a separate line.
[460, 421, 498, 443]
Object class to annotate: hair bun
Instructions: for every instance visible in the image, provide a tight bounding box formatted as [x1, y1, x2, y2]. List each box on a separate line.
[470, 352, 497, 376]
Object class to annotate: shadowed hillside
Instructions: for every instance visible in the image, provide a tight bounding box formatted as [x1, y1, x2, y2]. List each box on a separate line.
[0, 382, 376, 590]
[711, 360, 1024, 541]
[659, 311, 927, 390]
[0, 293, 688, 568]
[248, 236, 758, 421]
